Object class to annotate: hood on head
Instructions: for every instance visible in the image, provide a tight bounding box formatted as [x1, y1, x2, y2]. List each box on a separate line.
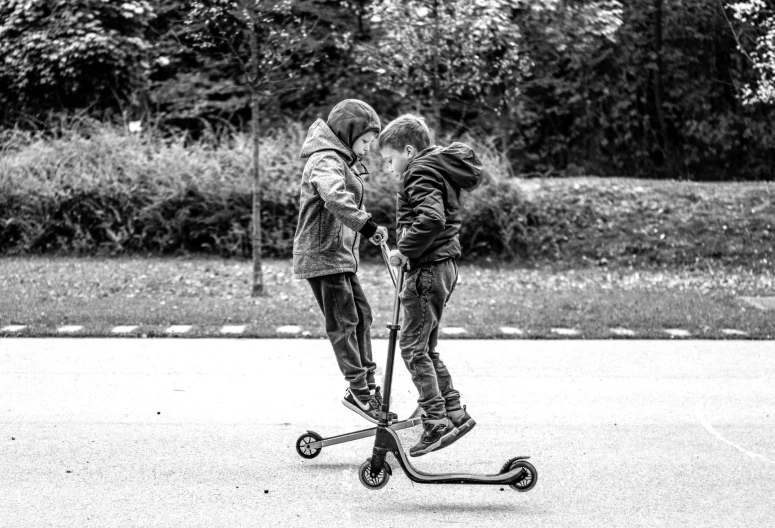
[299, 119, 356, 165]
[326, 99, 381, 149]
[411, 142, 484, 192]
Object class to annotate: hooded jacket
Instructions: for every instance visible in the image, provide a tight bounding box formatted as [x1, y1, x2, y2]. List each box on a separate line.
[292, 100, 381, 279]
[396, 142, 484, 269]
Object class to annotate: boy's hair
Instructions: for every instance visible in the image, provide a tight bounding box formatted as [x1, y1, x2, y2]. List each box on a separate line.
[378, 114, 432, 152]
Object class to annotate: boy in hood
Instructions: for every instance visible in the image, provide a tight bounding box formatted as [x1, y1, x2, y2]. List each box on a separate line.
[293, 99, 394, 424]
[379, 114, 483, 457]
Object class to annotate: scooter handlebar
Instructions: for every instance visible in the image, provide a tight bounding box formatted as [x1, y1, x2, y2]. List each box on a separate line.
[380, 242, 398, 288]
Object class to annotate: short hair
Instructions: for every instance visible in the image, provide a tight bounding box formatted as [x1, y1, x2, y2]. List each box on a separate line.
[378, 114, 432, 152]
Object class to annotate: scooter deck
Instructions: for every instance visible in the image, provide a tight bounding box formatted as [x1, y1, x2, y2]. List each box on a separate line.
[375, 427, 531, 485]
[306, 407, 423, 450]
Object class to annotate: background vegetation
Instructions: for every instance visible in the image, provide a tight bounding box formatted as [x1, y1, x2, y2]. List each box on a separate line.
[1, 121, 773, 268]
[1, 0, 774, 181]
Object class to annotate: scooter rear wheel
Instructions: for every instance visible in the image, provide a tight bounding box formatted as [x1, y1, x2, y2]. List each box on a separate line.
[296, 431, 323, 459]
[502, 458, 538, 492]
[358, 458, 391, 490]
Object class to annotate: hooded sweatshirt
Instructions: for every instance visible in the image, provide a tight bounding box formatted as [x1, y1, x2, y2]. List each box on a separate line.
[292, 100, 381, 279]
[327, 99, 381, 155]
[396, 142, 484, 269]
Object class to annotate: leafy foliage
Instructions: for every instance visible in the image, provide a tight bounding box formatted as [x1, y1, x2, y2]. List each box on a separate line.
[360, 0, 530, 129]
[0, 0, 154, 121]
[1, 122, 773, 269]
[0, 0, 774, 180]
[726, 0, 775, 104]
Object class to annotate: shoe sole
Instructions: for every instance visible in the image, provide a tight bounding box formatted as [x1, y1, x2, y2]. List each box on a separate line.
[453, 418, 476, 441]
[409, 427, 460, 457]
[342, 399, 379, 424]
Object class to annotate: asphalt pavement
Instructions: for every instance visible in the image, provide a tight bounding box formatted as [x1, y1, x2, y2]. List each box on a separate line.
[2, 338, 774, 528]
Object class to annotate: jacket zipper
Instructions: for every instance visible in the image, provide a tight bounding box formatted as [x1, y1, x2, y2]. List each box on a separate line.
[352, 168, 365, 273]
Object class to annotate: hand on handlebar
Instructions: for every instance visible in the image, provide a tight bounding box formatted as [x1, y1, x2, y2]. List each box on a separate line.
[388, 249, 408, 268]
[369, 226, 388, 245]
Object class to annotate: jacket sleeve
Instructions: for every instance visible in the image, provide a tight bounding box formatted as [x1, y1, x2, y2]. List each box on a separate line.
[308, 153, 371, 233]
[397, 168, 446, 258]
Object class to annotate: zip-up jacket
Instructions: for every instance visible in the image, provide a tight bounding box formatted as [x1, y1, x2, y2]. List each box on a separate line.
[292, 107, 380, 279]
[397, 142, 484, 269]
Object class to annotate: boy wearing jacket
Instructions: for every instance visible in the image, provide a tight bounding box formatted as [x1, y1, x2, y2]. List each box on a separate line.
[293, 99, 393, 424]
[379, 114, 482, 457]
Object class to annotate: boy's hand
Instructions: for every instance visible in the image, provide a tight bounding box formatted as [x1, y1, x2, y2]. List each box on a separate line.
[369, 226, 388, 245]
[388, 249, 408, 268]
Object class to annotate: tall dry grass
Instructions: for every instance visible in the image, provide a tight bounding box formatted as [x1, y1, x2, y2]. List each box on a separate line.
[0, 119, 523, 258]
[2, 119, 773, 269]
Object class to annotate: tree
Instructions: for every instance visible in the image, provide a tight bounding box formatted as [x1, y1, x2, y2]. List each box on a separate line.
[725, 0, 775, 104]
[360, 0, 530, 137]
[185, 0, 311, 296]
[0, 0, 154, 123]
[359, 0, 624, 167]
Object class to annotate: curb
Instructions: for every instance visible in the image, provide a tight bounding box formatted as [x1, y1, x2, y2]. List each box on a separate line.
[1, 324, 766, 339]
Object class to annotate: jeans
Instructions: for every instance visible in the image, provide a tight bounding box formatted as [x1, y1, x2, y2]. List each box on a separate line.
[307, 272, 376, 394]
[399, 258, 461, 420]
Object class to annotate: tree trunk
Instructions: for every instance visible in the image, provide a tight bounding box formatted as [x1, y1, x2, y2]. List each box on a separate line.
[499, 103, 514, 173]
[430, 0, 442, 134]
[653, 0, 669, 171]
[250, 29, 264, 297]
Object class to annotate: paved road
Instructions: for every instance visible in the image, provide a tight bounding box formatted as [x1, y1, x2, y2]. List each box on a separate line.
[2, 339, 774, 528]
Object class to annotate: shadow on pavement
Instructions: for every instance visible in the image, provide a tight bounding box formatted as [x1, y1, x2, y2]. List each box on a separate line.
[300, 462, 361, 471]
[381, 501, 547, 514]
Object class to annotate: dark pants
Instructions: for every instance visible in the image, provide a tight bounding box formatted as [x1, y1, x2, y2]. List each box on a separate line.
[399, 258, 461, 421]
[307, 272, 376, 394]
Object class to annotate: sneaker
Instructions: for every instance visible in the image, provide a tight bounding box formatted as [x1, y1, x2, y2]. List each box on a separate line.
[342, 388, 380, 424]
[372, 386, 398, 422]
[409, 417, 459, 457]
[447, 405, 476, 440]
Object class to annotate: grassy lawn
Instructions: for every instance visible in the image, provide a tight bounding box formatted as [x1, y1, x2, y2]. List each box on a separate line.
[1, 256, 774, 339]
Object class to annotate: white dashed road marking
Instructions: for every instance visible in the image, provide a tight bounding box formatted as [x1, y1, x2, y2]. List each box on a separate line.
[111, 326, 138, 334]
[664, 329, 691, 338]
[165, 325, 192, 334]
[0, 323, 765, 339]
[57, 325, 83, 334]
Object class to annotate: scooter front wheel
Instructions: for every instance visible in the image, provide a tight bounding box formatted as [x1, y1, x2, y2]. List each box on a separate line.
[296, 431, 323, 459]
[502, 457, 538, 492]
[358, 458, 391, 490]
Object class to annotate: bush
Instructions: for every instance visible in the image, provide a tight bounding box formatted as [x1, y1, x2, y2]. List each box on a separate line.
[1, 121, 773, 269]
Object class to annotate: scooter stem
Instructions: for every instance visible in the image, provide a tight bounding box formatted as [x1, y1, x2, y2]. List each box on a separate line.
[379, 246, 404, 427]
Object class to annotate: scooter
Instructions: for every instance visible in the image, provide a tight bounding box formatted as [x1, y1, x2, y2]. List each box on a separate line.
[294, 243, 424, 461]
[357, 243, 538, 492]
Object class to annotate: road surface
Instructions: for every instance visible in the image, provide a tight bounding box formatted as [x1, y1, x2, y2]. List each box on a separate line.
[2, 339, 774, 527]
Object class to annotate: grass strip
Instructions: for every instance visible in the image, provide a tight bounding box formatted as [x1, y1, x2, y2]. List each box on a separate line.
[1, 256, 774, 339]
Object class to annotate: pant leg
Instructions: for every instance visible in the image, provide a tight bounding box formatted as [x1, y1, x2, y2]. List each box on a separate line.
[427, 327, 462, 413]
[428, 259, 461, 412]
[348, 273, 377, 389]
[399, 263, 446, 420]
[307, 273, 369, 393]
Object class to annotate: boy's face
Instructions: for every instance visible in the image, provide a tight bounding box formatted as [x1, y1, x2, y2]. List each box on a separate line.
[352, 131, 378, 159]
[380, 145, 415, 177]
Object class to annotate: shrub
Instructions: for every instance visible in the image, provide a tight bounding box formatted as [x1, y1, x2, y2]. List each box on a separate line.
[1, 120, 773, 269]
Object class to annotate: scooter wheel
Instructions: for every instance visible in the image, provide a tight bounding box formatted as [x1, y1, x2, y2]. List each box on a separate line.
[296, 431, 323, 459]
[358, 458, 391, 490]
[502, 457, 537, 492]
